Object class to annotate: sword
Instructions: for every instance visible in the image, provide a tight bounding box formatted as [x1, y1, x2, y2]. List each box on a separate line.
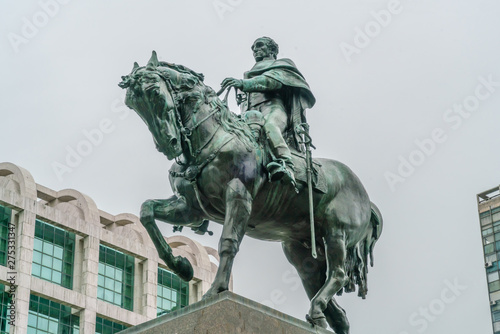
[297, 123, 317, 259]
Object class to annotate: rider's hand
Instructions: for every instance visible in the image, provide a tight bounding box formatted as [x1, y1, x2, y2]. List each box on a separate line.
[221, 77, 243, 91]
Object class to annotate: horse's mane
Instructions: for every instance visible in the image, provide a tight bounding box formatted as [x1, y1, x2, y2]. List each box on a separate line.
[206, 88, 256, 151]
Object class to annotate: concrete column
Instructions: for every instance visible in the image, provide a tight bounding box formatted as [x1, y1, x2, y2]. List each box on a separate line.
[72, 236, 84, 292]
[196, 279, 212, 302]
[133, 259, 142, 315]
[79, 235, 100, 334]
[141, 259, 158, 319]
[12, 207, 36, 334]
[188, 280, 199, 304]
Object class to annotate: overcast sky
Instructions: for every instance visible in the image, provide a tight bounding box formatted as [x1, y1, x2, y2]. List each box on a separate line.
[2, 1, 500, 333]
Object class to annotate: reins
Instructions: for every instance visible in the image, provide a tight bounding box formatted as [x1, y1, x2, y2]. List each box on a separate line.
[159, 71, 235, 221]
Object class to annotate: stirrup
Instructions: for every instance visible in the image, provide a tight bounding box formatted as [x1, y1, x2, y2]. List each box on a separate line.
[266, 161, 298, 192]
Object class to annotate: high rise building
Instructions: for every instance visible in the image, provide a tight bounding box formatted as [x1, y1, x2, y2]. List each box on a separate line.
[478, 186, 500, 334]
[0, 162, 222, 333]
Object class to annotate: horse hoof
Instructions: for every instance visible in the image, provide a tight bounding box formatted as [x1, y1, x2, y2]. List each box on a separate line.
[305, 314, 328, 329]
[175, 256, 194, 281]
[201, 287, 224, 301]
[201, 292, 216, 301]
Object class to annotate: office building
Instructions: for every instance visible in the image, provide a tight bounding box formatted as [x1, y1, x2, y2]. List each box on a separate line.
[0, 162, 222, 333]
[478, 186, 500, 334]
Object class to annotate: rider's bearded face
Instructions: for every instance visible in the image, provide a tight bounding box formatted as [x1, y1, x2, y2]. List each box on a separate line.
[252, 39, 273, 62]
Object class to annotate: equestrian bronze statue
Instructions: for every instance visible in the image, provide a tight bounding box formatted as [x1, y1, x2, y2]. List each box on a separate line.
[118, 38, 382, 334]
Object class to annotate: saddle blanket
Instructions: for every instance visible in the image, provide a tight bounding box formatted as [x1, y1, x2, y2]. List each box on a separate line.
[291, 152, 327, 194]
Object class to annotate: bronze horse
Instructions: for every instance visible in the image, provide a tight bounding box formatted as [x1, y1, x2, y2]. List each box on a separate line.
[119, 52, 382, 333]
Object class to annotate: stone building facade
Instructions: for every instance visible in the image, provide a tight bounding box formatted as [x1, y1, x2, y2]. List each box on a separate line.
[0, 162, 222, 333]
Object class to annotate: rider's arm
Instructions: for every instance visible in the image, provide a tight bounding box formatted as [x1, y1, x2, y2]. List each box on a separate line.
[240, 75, 282, 92]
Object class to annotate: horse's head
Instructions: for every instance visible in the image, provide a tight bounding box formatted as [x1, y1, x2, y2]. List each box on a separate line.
[118, 51, 204, 160]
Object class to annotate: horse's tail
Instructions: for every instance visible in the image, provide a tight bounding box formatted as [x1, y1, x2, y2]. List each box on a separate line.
[340, 202, 383, 299]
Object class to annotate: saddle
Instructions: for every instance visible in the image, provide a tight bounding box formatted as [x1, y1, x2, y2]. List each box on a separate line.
[243, 110, 327, 194]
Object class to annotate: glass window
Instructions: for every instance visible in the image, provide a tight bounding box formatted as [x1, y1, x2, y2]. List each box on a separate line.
[481, 210, 492, 218]
[494, 310, 500, 322]
[481, 209, 492, 224]
[482, 216, 493, 226]
[157, 267, 189, 316]
[488, 254, 498, 263]
[0, 284, 11, 334]
[486, 236, 495, 244]
[484, 228, 494, 236]
[486, 244, 495, 254]
[98, 245, 134, 311]
[492, 303, 500, 312]
[95, 316, 128, 334]
[490, 272, 500, 283]
[0, 205, 12, 267]
[488, 262, 499, 273]
[28, 295, 79, 334]
[491, 281, 500, 292]
[32, 220, 75, 289]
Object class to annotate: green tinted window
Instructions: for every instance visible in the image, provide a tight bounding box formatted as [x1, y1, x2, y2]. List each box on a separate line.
[32, 220, 75, 289]
[488, 262, 499, 273]
[98, 245, 134, 311]
[95, 316, 128, 334]
[0, 284, 11, 334]
[0, 205, 12, 267]
[157, 267, 189, 316]
[494, 310, 500, 322]
[484, 228, 494, 236]
[490, 280, 500, 292]
[28, 295, 79, 334]
[486, 244, 495, 254]
[481, 210, 492, 218]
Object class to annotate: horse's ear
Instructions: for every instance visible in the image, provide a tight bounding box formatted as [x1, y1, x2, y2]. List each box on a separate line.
[147, 51, 159, 69]
[132, 62, 139, 72]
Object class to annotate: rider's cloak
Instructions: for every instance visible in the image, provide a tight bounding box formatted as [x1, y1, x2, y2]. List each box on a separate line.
[244, 58, 316, 152]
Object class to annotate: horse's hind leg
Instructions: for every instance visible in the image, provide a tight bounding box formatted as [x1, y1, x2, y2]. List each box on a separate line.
[282, 240, 349, 333]
[309, 229, 349, 333]
[140, 196, 203, 281]
[326, 298, 350, 334]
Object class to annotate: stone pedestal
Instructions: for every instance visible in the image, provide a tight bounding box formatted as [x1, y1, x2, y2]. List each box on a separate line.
[121, 291, 332, 334]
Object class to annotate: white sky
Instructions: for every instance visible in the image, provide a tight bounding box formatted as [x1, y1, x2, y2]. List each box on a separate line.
[2, 1, 500, 333]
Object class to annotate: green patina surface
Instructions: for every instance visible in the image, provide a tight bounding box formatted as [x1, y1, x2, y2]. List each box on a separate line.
[119, 38, 382, 333]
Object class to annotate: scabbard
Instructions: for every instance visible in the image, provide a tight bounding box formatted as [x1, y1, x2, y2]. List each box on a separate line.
[305, 144, 317, 259]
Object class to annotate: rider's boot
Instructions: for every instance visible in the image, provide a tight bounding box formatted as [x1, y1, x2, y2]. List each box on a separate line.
[267, 147, 295, 183]
[264, 125, 296, 187]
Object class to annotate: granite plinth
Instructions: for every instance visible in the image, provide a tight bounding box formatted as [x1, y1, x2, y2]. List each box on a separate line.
[121, 291, 332, 334]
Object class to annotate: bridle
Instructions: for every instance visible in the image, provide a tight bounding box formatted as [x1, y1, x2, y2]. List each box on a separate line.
[156, 70, 224, 162]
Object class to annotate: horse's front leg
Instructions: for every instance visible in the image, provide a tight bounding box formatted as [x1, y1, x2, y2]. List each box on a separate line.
[140, 195, 203, 282]
[203, 178, 252, 298]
